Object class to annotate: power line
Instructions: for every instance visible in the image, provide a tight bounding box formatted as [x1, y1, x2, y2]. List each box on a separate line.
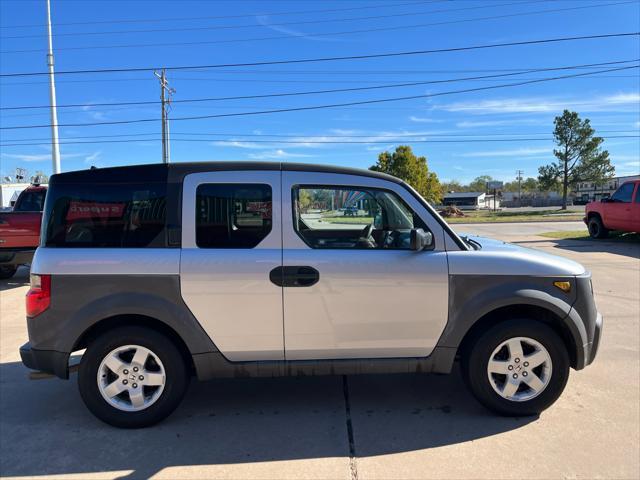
[3, 130, 637, 144]
[3, 59, 635, 111]
[3, 1, 635, 54]
[0, 1, 543, 40]
[1, 135, 638, 148]
[0, 0, 438, 30]
[1, 31, 638, 78]
[1, 65, 637, 130]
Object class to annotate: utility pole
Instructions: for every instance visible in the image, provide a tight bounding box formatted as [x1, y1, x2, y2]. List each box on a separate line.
[154, 69, 175, 164]
[516, 169, 524, 207]
[46, 0, 61, 174]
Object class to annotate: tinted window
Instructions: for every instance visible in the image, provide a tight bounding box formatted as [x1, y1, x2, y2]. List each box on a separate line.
[293, 186, 428, 250]
[43, 183, 166, 247]
[196, 184, 272, 248]
[14, 189, 46, 212]
[611, 182, 635, 203]
[635, 184, 640, 203]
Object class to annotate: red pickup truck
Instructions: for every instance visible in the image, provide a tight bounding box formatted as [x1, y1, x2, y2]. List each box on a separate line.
[0, 185, 47, 278]
[584, 180, 640, 238]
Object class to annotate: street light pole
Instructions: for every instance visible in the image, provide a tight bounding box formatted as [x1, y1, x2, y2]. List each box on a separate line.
[46, 0, 61, 174]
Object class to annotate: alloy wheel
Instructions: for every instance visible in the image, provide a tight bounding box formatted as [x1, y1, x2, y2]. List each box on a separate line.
[487, 336, 553, 402]
[97, 344, 166, 412]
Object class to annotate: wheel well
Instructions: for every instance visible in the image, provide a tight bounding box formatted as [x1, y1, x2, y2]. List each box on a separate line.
[72, 314, 195, 374]
[457, 304, 578, 368]
[587, 212, 601, 221]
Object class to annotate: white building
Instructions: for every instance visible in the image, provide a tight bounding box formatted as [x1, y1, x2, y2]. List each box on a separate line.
[0, 183, 31, 209]
[442, 192, 500, 210]
[574, 174, 640, 204]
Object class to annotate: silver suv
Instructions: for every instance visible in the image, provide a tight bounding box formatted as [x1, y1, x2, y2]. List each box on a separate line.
[20, 162, 602, 428]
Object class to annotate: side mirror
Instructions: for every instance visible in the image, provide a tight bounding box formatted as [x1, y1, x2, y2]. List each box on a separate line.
[410, 228, 433, 251]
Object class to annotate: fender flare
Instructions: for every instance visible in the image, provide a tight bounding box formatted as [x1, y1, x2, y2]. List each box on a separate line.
[58, 291, 219, 356]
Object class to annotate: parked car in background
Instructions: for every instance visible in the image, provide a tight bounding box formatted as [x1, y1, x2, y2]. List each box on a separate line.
[0, 184, 47, 278]
[21, 163, 601, 428]
[584, 180, 640, 238]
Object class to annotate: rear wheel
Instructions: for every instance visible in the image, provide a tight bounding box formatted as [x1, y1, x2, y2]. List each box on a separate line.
[78, 326, 189, 428]
[0, 265, 18, 279]
[588, 215, 608, 239]
[462, 319, 570, 416]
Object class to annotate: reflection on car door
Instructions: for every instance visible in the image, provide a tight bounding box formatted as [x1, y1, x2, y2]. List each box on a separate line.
[281, 171, 449, 360]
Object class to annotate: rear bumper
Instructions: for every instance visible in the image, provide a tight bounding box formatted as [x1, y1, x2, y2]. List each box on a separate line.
[20, 342, 69, 379]
[0, 249, 35, 266]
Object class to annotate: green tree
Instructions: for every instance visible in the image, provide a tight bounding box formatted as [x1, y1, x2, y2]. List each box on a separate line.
[441, 180, 464, 193]
[538, 110, 614, 209]
[370, 145, 442, 203]
[504, 177, 538, 193]
[467, 175, 494, 192]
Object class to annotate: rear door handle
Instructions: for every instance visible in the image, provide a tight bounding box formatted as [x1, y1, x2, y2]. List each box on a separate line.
[269, 266, 319, 287]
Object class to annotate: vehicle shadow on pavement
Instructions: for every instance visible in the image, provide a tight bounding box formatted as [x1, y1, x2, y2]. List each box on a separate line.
[515, 238, 640, 260]
[0, 360, 536, 479]
[0, 266, 29, 292]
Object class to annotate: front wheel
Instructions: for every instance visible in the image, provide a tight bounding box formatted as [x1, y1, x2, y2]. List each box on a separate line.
[462, 319, 570, 416]
[588, 215, 608, 239]
[78, 326, 189, 428]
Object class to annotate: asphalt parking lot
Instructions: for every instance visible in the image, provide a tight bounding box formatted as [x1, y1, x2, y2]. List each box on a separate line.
[1, 222, 638, 480]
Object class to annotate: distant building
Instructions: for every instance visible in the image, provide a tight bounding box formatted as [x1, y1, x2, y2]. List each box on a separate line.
[442, 192, 499, 210]
[574, 174, 640, 204]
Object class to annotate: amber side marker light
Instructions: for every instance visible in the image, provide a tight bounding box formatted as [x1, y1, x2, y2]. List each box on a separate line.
[553, 281, 572, 293]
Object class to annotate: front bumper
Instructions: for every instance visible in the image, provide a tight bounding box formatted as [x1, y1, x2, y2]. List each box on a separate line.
[0, 249, 34, 266]
[586, 312, 603, 366]
[20, 342, 69, 379]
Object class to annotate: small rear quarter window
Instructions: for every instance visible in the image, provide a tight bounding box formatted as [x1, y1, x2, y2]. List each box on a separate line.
[43, 182, 167, 247]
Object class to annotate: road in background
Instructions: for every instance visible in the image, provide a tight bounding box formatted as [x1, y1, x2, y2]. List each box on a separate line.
[1, 222, 638, 479]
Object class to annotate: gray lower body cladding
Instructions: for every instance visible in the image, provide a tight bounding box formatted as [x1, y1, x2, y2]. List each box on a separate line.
[441, 273, 601, 370]
[21, 272, 600, 380]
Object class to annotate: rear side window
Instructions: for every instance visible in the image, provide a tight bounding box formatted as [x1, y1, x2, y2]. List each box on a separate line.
[43, 183, 167, 247]
[196, 183, 272, 248]
[14, 189, 46, 212]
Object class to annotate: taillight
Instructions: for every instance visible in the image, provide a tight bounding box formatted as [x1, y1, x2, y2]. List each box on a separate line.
[26, 274, 51, 318]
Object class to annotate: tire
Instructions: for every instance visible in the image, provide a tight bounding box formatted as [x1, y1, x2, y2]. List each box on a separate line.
[588, 215, 608, 239]
[0, 265, 18, 279]
[462, 319, 570, 416]
[78, 326, 190, 428]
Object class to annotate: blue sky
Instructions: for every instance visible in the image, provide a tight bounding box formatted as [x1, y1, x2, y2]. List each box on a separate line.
[1, 0, 638, 184]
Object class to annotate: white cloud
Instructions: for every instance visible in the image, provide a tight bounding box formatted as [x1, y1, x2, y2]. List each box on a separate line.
[365, 144, 394, 152]
[84, 151, 101, 165]
[211, 140, 266, 149]
[435, 92, 640, 115]
[408, 116, 442, 123]
[457, 147, 551, 158]
[1, 153, 51, 162]
[247, 149, 313, 160]
[1, 152, 87, 163]
[255, 15, 345, 42]
[455, 118, 546, 128]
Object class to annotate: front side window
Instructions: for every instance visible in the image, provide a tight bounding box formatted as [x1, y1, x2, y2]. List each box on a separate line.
[44, 183, 167, 247]
[293, 186, 428, 250]
[196, 183, 272, 248]
[611, 182, 635, 203]
[635, 184, 640, 203]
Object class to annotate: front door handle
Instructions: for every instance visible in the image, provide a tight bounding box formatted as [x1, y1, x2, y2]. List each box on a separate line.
[270, 266, 320, 287]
